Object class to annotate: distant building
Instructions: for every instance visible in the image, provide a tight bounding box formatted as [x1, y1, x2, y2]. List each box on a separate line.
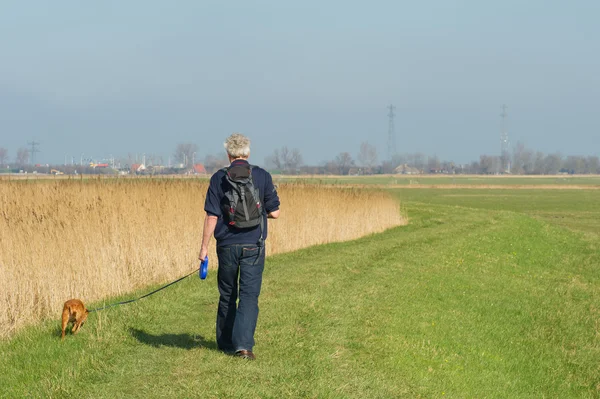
[131, 163, 146, 173]
[91, 163, 109, 168]
[395, 164, 421, 175]
[193, 164, 207, 174]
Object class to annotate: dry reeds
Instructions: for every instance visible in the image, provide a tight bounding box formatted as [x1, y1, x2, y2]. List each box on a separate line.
[0, 178, 404, 338]
[268, 184, 403, 254]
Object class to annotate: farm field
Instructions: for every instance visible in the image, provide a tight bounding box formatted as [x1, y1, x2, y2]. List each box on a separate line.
[1, 181, 599, 398]
[275, 174, 600, 188]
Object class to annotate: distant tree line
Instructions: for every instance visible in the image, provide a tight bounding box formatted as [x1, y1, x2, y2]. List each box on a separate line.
[264, 141, 600, 175]
[464, 142, 599, 175]
[0, 147, 30, 168]
[1, 140, 598, 175]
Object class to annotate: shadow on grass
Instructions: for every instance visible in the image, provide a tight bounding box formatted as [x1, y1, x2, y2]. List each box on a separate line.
[52, 326, 62, 338]
[52, 324, 87, 339]
[129, 328, 218, 350]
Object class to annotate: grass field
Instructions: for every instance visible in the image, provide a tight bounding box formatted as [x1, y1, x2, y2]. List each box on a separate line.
[274, 174, 600, 187]
[1, 180, 599, 398]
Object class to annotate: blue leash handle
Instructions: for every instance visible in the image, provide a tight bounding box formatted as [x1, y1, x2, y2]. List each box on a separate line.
[199, 256, 209, 280]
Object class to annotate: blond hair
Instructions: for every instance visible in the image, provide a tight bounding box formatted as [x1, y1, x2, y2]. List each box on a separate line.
[224, 133, 251, 158]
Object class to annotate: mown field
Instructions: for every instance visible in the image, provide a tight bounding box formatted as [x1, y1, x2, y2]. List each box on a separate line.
[275, 174, 600, 188]
[1, 178, 599, 398]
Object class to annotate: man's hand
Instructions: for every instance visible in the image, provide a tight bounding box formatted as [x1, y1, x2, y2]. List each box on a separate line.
[267, 209, 280, 219]
[199, 247, 208, 262]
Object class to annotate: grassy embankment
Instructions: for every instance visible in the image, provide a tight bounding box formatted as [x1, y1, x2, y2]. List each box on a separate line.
[1, 180, 599, 397]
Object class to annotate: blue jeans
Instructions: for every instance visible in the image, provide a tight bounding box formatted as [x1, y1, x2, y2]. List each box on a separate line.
[216, 244, 265, 353]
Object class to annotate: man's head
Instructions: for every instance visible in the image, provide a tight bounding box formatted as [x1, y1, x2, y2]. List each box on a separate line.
[224, 133, 251, 161]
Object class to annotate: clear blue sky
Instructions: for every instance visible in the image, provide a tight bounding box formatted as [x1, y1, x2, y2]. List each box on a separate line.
[1, 0, 598, 165]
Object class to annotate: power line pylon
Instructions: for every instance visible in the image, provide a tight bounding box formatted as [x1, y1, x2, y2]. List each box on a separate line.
[27, 140, 40, 165]
[387, 104, 396, 161]
[500, 105, 509, 173]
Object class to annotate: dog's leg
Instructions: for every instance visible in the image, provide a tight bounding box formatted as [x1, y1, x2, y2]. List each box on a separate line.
[72, 319, 80, 334]
[61, 308, 69, 340]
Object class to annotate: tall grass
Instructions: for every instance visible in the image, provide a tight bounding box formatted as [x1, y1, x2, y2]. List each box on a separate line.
[0, 178, 404, 338]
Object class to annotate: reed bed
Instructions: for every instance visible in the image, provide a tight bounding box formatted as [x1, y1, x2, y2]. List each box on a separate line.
[0, 178, 404, 338]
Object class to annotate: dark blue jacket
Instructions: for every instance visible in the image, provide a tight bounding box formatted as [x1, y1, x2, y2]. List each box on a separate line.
[204, 159, 280, 247]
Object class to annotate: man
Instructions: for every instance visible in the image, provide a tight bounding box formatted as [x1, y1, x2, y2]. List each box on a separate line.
[199, 133, 280, 360]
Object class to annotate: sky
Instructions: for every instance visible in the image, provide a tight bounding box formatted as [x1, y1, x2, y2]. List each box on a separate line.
[0, 0, 598, 166]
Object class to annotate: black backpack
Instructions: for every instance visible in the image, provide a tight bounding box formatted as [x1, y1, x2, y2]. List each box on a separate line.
[222, 164, 264, 233]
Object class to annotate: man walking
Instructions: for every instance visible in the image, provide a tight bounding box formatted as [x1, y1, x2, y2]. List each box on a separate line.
[199, 133, 280, 360]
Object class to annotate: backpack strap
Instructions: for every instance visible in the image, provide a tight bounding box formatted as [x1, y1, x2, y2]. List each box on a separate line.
[247, 165, 265, 249]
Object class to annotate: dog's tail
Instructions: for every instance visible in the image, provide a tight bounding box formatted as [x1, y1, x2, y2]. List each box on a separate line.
[67, 304, 79, 318]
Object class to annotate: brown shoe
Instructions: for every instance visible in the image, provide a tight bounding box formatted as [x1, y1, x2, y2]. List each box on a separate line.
[235, 350, 256, 360]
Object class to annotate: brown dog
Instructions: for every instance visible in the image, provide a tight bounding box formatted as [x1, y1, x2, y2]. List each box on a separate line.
[61, 299, 89, 340]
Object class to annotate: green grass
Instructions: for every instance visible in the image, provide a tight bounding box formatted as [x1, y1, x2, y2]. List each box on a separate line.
[1, 188, 600, 398]
[274, 174, 600, 186]
[395, 188, 600, 236]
